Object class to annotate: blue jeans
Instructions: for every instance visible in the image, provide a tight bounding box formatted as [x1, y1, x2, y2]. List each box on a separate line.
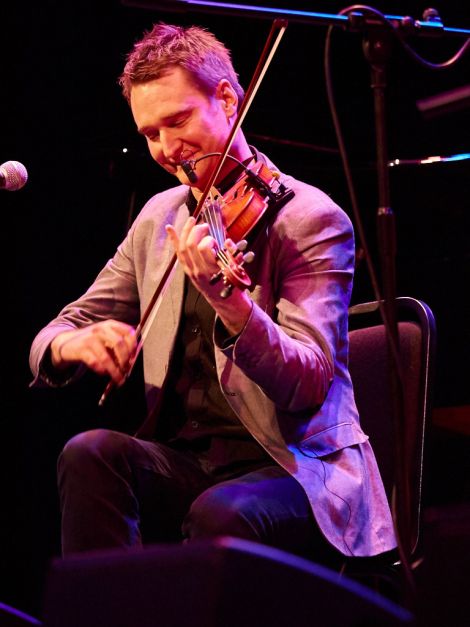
[58, 429, 337, 562]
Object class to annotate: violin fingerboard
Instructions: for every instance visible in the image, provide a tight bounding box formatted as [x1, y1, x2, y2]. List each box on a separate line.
[203, 199, 226, 248]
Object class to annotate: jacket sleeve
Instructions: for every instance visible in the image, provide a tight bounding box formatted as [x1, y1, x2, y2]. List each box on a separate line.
[29, 227, 141, 386]
[29, 185, 189, 387]
[215, 182, 355, 413]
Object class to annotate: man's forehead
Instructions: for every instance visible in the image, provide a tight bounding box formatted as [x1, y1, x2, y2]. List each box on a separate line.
[130, 66, 203, 98]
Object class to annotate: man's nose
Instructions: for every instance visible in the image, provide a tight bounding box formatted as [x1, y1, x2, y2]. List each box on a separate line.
[160, 131, 182, 163]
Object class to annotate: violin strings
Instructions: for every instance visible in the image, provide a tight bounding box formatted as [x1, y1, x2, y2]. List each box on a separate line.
[204, 200, 239, 277]
[204, 204, 221, 247]
[205, 199, 227, 252]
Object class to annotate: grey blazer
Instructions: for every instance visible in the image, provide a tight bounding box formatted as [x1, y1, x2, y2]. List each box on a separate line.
[30, 151, 396, 557]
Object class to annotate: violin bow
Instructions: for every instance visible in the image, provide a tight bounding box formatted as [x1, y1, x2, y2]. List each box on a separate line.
[99, 19, 288, 406]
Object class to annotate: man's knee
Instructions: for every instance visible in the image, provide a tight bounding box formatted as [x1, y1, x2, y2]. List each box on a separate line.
[183, 483, 261, 541]
[58, 429, 127, 477]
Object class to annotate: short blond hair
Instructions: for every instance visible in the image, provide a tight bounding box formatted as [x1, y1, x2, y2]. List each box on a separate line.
[119, 23, 244, 106]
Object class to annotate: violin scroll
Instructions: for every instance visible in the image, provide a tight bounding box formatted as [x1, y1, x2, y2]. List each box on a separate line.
[209, 238, 255, 299]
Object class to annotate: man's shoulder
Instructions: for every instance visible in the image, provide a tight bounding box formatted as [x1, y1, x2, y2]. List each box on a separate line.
[254, 147, 348, 221]
[140, 184, 189, 215]
[128, 184, 190, 232]
[282, 174, 338, 206]
[275, 174, 353, 237]
[123, 184, 190, 244]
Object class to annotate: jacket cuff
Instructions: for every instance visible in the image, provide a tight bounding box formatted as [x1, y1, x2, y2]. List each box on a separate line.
[33, 345, 83, 388]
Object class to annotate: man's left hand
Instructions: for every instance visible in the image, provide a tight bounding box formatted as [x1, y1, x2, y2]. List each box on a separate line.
[166, 216, 252, 335]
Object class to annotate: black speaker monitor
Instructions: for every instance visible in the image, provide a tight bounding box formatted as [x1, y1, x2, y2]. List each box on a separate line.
[43, 537, 413, 627]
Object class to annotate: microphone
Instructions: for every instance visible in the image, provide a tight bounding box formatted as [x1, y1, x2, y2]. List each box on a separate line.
[180, 159, 199, 185]
[0, 160, 28, 191]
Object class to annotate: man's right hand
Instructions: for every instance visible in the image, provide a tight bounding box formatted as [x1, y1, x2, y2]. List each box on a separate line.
[50, 320, 137, 386]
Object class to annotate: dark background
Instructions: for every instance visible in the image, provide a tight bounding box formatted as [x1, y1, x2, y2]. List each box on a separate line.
[1, 0, 469, 618]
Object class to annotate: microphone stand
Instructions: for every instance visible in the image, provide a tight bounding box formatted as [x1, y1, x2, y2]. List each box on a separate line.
[123, 0, 470, 606]
[361, 19, 411, 598]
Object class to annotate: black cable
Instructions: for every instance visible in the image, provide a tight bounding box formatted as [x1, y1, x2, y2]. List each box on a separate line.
[399, 28, 470, 70]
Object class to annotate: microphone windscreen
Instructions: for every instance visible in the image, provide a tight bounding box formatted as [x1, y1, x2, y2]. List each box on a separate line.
[0, 160, 28, 190]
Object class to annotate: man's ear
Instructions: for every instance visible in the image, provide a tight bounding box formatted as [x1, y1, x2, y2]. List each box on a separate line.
[216, 79, 238, 118]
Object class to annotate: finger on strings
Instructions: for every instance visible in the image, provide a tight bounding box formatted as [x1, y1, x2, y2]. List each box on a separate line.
[181, 222, 213, 273]
[224, 238, 238, 255]
[184, 222, 211, 251]
[198, 235, 220, 270]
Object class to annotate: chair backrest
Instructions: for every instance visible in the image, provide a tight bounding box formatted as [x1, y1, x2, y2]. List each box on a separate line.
[347, 297, 436, 557]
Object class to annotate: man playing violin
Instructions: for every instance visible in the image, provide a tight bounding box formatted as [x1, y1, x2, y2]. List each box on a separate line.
[30, 23, 396, 564]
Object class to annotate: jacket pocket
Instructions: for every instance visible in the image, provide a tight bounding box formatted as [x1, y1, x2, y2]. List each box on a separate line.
[299, 422, 368, 458]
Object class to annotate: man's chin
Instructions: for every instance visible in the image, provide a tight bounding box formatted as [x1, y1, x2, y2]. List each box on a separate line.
[179, 169, 208, 191]
[168, 166, 193, 187]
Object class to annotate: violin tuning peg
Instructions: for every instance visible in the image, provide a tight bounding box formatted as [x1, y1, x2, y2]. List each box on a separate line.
[220, 284, 233, 299]
[236, 239, 248, 252]
[209, 270, 223, 285]
[242, 252, 255, 264]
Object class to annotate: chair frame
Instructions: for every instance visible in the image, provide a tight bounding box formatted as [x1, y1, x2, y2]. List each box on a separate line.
[347, 296, 436, 560]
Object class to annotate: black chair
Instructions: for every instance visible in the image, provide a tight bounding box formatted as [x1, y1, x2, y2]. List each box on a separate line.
[343, 297, 436, 598]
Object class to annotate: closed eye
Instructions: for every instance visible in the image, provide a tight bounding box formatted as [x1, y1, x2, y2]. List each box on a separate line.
[146, 131, 160, 142]
[169, 113, 190, 129]
[138, 110, 191, 142]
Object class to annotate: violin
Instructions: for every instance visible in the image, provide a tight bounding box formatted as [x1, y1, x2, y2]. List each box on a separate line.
[195, 156, 295, 297]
